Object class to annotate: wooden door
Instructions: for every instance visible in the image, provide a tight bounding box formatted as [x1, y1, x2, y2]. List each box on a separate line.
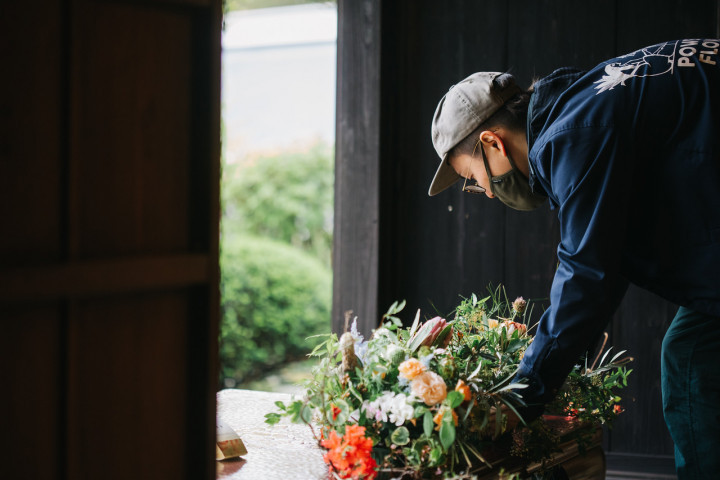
[1, 1, 221, 479]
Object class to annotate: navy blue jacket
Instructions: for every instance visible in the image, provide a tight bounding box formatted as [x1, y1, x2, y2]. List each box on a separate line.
[517, 39, 720, 412]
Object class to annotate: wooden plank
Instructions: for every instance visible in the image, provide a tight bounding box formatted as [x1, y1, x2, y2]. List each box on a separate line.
[606, 452, 677, 479]
[333, 0, 382, 336]
[0, 304, 64, 480]
[503, 0, 616, 304]
[615, 0, 718, 54]
[0, 1, 65, 267]
[0, 254, 210, 302]
[66, 292, 190, 480]
[374, 0, 510, 321]
[69, 0, 194, 258]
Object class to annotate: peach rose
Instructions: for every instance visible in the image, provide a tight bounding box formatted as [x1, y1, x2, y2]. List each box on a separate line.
[398, 358, 426, 380]
[486, 318, 499, 329]
[411, 371, 447, 406]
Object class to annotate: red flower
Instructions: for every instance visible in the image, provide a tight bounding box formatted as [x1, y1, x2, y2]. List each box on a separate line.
[613, 404, 624, 414]
[331, 404, 342, 421]
[321, 425, 378, 479]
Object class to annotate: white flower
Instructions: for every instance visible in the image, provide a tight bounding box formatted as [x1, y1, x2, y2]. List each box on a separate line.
[387, 394, 415, 426]
[350, 318, 369, 363]
[350, 317, 364, 341]
[361, 391, 416, 426]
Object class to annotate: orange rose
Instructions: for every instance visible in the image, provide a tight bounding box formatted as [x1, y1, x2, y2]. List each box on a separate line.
[433, 408, 458, 430]
[398, 358, 426, 380]
[411, 371, 447, 406]
[455, 379, 472, 402]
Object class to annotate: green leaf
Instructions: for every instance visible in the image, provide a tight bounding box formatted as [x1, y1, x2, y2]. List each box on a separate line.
[433, 324, 453, 347]
[414, 405, 428, 418]
[264, 412, 282, 425]
[407, 327, 430, 352]
[446, 391, 464, 409]
[439, 419, 456, 450]
[407, 309, 421, 340]
[423, 410, 434, 437]
[429, 446, 444, 465]
[505, 338, 525, 354]
[300, 404, 313, 424]
[391, 426, 410, 446]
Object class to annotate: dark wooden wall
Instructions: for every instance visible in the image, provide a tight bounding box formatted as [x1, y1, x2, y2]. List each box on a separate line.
[1, 1, 221, 479]
[334, 0, 718, 470]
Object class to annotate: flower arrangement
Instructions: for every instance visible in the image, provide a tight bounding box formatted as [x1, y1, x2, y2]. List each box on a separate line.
[265, 287, 632, 479]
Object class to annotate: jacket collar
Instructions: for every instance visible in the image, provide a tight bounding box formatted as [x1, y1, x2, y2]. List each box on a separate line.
[527, 67, 586, 149]
[526, 68, 585, 200]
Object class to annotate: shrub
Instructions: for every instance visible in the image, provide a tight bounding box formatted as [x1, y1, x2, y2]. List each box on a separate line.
[219, 235, 331, 386]
[222, 142, 334, 267]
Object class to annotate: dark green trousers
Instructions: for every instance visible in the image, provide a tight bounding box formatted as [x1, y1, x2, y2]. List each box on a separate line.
[661, 306, 720, 479]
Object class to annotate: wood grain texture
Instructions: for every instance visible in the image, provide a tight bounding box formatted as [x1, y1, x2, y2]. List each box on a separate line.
[333, 0, 382, 336]
[1, 1, 221, 479]
[0, 1, 65, 267]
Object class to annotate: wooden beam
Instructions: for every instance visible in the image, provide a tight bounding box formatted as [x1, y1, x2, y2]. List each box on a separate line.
[333, 0, 382, 337]
[0, 254, 210, 302]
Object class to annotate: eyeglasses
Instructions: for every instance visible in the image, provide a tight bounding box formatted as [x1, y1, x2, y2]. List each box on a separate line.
[461, 154, 486, 194]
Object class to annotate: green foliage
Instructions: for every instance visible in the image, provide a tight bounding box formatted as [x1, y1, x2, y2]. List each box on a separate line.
[219, 141, 334, 385]
[219, 235, 331, 385]
[222, 142, 334, 267]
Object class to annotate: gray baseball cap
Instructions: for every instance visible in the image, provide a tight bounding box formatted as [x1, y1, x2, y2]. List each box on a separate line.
[428, 72, 521, 196]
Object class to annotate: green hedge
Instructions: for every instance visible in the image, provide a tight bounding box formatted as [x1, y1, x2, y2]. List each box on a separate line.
[222, 143, 334, 267]
[219, 235, 331, 386]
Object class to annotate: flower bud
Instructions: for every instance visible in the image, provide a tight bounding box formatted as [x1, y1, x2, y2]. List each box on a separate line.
[512, 296, 527, 315]
[408, 317, 452, 351]
[339, 332, 358, 372]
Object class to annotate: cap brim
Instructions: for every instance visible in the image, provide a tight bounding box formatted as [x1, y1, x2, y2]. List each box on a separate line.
[428, 154, 461, 196]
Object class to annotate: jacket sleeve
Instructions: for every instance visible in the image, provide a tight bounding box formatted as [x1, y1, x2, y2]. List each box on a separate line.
[515, 124, 631, 418]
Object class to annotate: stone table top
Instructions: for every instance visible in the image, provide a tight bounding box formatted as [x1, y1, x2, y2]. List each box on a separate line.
[216, 389, 605, 480]
[216, 389, 327, 480]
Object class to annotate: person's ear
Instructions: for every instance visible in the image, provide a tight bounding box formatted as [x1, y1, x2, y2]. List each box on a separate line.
[478, 130, 507, 157]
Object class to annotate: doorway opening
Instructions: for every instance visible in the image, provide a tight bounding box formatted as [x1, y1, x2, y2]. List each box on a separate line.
[219, 0, 337, 394]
